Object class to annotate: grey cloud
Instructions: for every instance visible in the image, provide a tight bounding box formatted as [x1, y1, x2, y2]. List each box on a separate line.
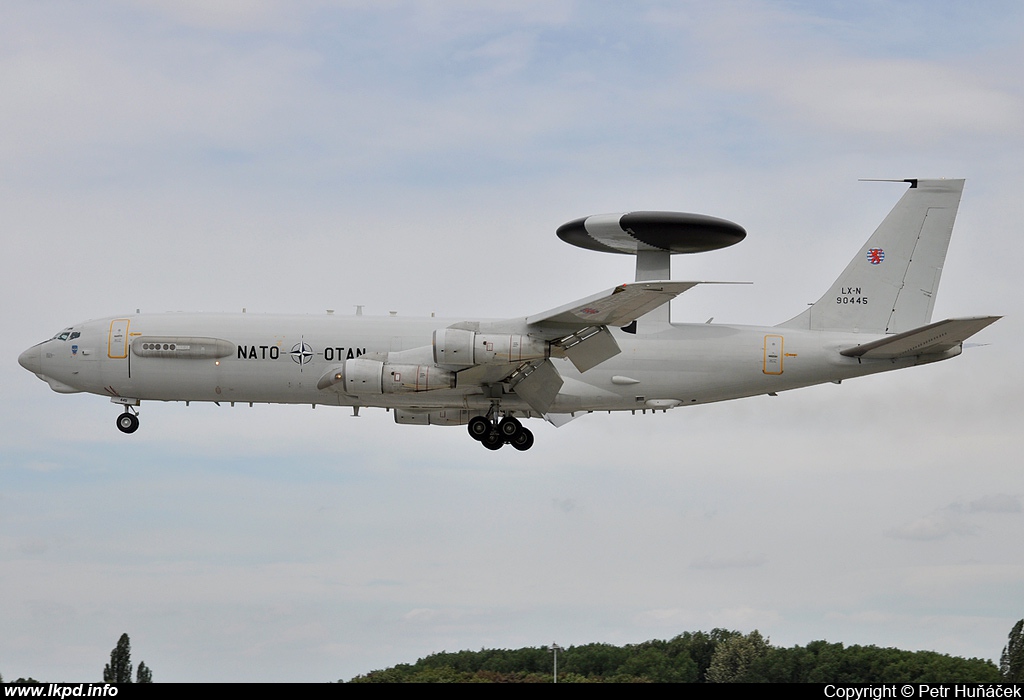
[968, 494, 1021, 514]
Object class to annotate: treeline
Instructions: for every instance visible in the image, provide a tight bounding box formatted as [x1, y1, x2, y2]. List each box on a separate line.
[347, 629, 1003, 683]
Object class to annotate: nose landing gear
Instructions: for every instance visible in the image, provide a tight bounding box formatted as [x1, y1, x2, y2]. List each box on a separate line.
[116, 406, 139, 434]
[467, 413, 534, 451]
[111, 397, 141, 434]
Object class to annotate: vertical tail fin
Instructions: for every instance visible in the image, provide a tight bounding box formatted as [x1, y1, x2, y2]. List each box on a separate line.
[779, 179, 964, 334]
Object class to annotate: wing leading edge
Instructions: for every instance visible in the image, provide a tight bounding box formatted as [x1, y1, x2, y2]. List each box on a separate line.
[526, 281, 701, 329]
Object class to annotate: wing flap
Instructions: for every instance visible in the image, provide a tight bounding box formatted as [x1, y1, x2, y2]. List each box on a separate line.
[509, 359, 564, 415]
[558, 326, 621, 373]
[840, 316, 1000, 359]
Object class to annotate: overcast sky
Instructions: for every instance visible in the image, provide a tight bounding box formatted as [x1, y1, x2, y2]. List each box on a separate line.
[2, 0, 1022, 682]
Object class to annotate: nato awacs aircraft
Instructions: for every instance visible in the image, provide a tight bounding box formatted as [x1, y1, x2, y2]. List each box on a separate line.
[19, 179, 999, 451]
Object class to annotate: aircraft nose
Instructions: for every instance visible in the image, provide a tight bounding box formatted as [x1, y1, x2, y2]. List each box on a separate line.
[18, 345, 43, 374]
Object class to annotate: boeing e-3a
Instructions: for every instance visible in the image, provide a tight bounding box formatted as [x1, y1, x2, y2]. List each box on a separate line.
[19, 179, 999, 451]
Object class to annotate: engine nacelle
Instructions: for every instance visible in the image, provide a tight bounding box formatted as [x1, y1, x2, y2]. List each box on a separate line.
[394, 409, 472, 426]
[341, 358, 456, 395]
[433, 328, 548, 367]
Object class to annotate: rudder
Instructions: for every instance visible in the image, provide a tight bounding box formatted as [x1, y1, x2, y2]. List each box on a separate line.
[780, 179, 964, 334]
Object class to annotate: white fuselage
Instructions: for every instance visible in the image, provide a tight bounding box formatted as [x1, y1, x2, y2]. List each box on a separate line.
[19, 311, 943, 419]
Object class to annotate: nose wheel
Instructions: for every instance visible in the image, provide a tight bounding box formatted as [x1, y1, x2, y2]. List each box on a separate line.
[116, 408, 139, 434]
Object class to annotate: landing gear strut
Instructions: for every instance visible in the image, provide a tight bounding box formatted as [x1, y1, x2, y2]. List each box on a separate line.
[467, 412, 534, 451]
[116, 407, 139, 434]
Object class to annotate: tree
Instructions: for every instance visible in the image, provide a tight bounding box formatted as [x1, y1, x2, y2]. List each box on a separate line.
[1001, 619, 1024, 682]
[136, 662, 152, 683]
[706, 630, 770, 683]
[620, 646, 699, 682]
[667, 629, 741, 681]
[103, 634, 133, 683]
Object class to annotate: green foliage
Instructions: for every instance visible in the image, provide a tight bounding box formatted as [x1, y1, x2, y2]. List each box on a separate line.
[345, 629, 1001, 683]
[136, 661, 153, 683]
[754, 640, 1001, 683]
[665, 628, 742, 681]
[348, 664, 551, 683]
[619, 645, 698, 683]
[346, 636, 718, 682]
[559, 643, 631, 677]
[1001, 619, 1024, 682]
[706, 630, 770, 682]
[103, 633, 133, 684]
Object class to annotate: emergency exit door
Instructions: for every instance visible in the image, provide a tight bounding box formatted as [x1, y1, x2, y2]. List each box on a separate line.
[108, 319, 130, 359]
[763, 334, 783, 375]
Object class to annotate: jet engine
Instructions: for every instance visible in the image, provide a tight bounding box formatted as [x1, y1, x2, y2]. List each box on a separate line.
[433, 329, 548, 367]
[393, 409, 471, 426]
[317, 358, 456, 395]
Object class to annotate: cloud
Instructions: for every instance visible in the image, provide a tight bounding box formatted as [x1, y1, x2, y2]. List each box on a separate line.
[969, 494, 1021, 514]
[681, 2, 1024, 145]
[887, 506, 977, 541]
[745, 59, 1023, 142]
[120, 0, 325, 33]
[633, 606, 781, 632]
[889, 495, 1022, 540]
[689, 555, 768, 570]
[18, 538, 50, 556]
[551, 498, 576, 513]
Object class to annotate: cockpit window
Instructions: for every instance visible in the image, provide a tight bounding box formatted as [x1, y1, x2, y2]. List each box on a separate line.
[69, 331, 81, 340]
[53, 328, 73, 341]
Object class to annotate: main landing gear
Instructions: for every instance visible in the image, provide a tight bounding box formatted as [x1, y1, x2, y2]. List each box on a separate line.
[116, 406, 139, 434]
[467, 414, 534, 451]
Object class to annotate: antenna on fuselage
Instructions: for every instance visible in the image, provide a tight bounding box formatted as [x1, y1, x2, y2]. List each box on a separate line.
[555, 211, 746, 327]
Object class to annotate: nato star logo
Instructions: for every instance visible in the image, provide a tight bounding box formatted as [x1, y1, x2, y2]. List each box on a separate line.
[290, 341, 313, 365]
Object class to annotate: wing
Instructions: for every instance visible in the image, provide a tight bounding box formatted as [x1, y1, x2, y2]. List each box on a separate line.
[475, 281, 734, 416]
[526, 280, 701, 329]
[524, 280, 738, 373]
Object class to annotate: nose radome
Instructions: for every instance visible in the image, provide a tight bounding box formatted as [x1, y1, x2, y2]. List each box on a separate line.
[18, 345, 43, 374]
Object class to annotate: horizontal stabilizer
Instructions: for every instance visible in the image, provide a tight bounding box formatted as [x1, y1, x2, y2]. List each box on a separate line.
[840, 316, 1000, 359]
[527, 281, 740, 330]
